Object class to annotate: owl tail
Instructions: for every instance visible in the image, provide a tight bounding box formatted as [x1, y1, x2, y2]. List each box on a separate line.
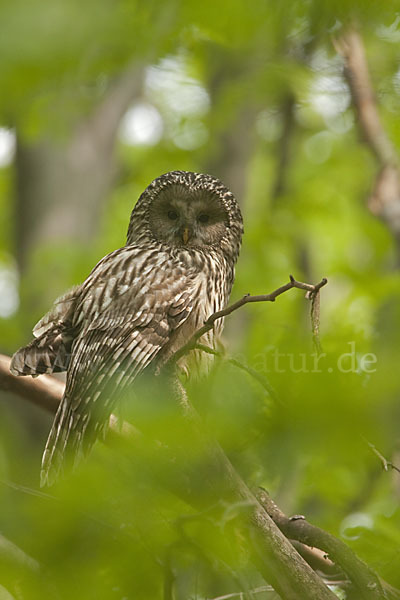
[40, 394, 90, 487]
[10, 329, 71, 377]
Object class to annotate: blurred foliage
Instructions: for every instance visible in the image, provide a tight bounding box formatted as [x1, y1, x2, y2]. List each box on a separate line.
[1, 0, 400, 598]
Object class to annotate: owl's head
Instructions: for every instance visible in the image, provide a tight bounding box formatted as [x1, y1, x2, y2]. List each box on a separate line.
[126, 171, 243, 258]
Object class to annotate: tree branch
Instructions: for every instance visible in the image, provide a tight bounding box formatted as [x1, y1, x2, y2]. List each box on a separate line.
[0, 354, 62, 413]
[168, 275, 327, 366]
[334, 29, 400, 257]
[334, 30, 396, 166]
[256, 488, 394, 600]
[0, 354, 139, 441]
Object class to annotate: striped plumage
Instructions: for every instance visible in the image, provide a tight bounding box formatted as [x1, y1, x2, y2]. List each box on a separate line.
[10, 171, 243, 486]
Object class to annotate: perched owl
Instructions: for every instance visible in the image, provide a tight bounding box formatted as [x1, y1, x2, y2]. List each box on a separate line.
[10, 171, 243, 486]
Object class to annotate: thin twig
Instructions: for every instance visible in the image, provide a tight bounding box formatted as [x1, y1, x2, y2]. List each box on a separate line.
[168, 275, 327, 366]
[366, 440, 400, 475]
[226, 358, 279, 404]
[192, 345, 279, 403]
[194, 343, 220, 356]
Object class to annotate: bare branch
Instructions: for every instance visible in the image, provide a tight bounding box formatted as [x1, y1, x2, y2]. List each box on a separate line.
[168, 275, 327, 366]
[366, 440, 400, 475]
[334, 29, 400, 255]
[226, 358, 279, 404]
[334, 30, 396, 166]
[256, 488, 392, 600]
[0, 354, 62, 413]
[191, 345, 279, 403]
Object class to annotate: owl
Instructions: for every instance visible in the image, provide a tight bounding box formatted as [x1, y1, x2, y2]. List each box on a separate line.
[10, 171, 243, 486]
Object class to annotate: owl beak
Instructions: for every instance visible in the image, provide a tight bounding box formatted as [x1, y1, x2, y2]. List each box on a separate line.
[182, 227, 191, 245]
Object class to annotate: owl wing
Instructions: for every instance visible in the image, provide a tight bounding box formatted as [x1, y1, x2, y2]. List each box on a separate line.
[10, 286, 80, 376]
[41, 245, 197, 486]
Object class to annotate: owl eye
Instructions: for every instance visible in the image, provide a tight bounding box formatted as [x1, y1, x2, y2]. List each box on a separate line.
[167, 210, 179, 220]
[198, 214, 209, 224]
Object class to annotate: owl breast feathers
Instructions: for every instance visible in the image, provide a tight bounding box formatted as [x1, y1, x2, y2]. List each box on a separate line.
[10, 170, 243, 486]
